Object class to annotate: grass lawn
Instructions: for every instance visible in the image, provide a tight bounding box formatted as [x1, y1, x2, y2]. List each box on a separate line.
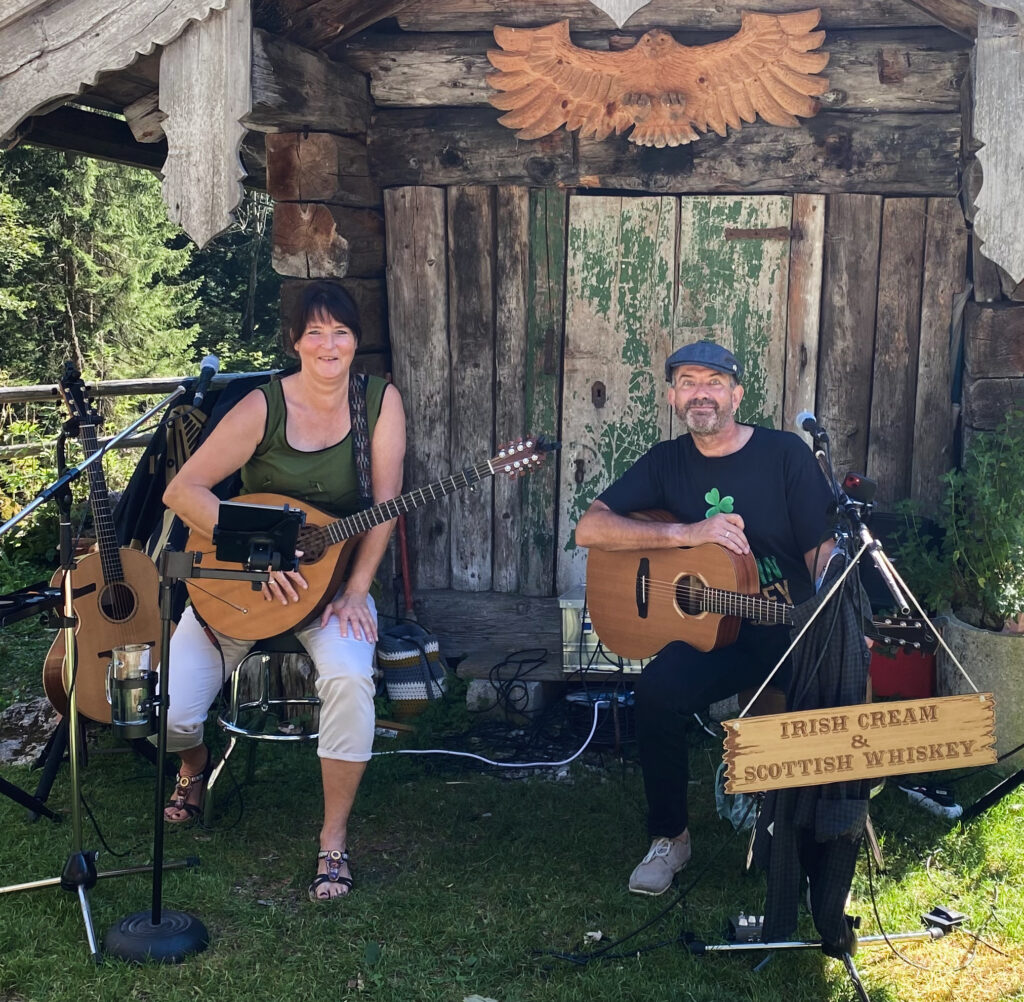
[1, 627, 1023, 1001]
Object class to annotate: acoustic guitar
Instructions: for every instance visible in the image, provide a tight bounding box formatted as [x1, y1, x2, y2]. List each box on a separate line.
[186, 436, 553, 641]
[585, 512, 937, 658]
[42, 366, 162, 723]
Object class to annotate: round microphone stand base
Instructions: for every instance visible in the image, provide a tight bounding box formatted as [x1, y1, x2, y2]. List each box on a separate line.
[104, 910, 209, 964]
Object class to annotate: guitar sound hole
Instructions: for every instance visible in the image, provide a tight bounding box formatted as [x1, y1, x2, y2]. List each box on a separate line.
[675, 575, 704, 616]
[297, 527, 328, 563]
[99, 583, 137, 623]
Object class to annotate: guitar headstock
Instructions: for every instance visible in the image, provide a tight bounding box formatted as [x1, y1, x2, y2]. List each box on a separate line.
[490, 435, 559, 478]
[57, 363, 101, 430]
[868, 615, 939, 654]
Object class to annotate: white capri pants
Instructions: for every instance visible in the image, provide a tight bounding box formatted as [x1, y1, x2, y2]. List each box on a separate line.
[160, 601, 377, 761]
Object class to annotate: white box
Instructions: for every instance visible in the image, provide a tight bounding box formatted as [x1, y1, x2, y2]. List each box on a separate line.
[558, 586, 647, 674]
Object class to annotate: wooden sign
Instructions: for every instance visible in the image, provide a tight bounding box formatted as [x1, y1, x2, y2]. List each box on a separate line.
[723, 694, 997, 794]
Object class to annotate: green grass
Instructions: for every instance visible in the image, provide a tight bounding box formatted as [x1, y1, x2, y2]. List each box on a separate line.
[2, 688, 1023, 1002]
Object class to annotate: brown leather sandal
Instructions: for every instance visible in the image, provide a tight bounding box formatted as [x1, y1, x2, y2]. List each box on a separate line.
[164, 750, 210, 824]
[308, 849, 354, 901]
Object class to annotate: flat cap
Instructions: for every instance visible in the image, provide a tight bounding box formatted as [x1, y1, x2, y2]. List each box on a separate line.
[665, 341, 742, 382]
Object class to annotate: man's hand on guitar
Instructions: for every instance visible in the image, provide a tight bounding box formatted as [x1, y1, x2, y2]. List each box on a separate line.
[262, 550, 309, 604]
[689, 513, 749, 555]
[320, 590, 377, 643]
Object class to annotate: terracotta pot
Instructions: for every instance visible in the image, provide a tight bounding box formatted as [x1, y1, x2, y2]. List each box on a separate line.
[936, 612, 1024, 772]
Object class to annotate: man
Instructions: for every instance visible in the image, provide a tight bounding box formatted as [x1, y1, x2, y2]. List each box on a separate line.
[575, 340, 835, 896]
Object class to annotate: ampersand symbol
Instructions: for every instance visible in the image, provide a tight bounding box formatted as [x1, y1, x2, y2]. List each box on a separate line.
[851, 735, 868, 749]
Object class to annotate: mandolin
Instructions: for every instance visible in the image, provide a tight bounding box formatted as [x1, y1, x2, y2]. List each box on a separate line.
[42, 366, 162, 723]
[186, 436, 553, 641]
[585, 512, 937, 658]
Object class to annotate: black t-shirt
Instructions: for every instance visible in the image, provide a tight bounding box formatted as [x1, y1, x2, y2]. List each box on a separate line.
[597, 426, 833, 606]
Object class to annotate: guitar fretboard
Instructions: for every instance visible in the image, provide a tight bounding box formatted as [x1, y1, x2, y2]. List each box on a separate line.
[700, 586, 794, 626]
[323, 458, 497, 545]
[77, 423, 125, 585]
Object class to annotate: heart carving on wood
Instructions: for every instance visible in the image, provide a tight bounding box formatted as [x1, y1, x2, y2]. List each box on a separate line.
[587, 0, 653, 28]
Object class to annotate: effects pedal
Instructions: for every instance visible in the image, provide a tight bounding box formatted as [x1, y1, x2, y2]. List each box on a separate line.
[727, 913, 764, 943]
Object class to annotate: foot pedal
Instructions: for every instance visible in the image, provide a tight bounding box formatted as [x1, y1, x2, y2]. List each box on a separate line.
[921, 906, 965, 933]
[727, 913, 764, 943]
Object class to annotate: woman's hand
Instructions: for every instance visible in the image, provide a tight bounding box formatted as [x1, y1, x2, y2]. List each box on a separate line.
[261, 550, 308, 604]
[320, 589, 377, 642]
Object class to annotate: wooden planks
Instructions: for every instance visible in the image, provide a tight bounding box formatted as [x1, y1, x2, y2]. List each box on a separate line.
[493, 186, 530, 595]
[339, 28, 968, 115]
[817, 194, 884, 481]
[447, 186, 495, 591]
[384, 187, 451, 589]
[866, 198, 927, 504]
[369, 109, 961, 196]
[159, 0, 250, 249]
[556, 195, 676, 592]
[676, 196, 793, 430]
[522, 189, 566, 597]
[784, 194, 826, 432]
[911, 197, 968, 512]
[972, 8, 1024, 286]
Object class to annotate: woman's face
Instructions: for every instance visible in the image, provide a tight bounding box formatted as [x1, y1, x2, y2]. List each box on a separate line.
[295, 309, 357, 377]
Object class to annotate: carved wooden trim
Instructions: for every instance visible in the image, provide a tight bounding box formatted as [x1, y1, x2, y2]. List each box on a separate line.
[0, 0, 229, 141]
[160, 0, 251, 248]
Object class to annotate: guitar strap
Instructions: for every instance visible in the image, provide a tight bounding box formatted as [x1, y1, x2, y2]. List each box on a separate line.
[349, 373, 372, 510]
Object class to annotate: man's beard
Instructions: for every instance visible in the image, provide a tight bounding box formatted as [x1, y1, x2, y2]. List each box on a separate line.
[680, 398, 733, 436]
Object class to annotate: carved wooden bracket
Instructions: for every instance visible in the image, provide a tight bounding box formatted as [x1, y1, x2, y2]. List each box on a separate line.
[487, 10, 829, 149]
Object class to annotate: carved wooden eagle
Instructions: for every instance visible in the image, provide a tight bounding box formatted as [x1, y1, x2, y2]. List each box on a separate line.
[486, 9, 829, 148]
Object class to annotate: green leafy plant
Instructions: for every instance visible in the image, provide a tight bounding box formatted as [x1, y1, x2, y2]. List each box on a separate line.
[894, 410, 1024, 630]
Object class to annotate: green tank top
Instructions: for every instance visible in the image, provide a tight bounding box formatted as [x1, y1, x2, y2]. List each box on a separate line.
[240, 375, 387, 518]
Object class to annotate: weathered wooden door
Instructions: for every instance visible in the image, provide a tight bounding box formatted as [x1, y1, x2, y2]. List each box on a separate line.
[556, 194, 796, 592]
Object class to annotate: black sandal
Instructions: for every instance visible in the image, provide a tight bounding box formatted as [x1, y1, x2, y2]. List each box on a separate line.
[308, 849, 354, 901]
[164, 750, 210, 824]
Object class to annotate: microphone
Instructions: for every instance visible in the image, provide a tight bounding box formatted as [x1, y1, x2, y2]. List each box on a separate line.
[191, 354, 220, 407]
[794, 410, 820, 435]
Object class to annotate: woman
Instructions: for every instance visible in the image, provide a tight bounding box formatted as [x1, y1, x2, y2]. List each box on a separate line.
[160, 281, 406, 901]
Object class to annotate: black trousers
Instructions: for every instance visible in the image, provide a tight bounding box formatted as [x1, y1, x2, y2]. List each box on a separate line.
[633, 623, 793, 838]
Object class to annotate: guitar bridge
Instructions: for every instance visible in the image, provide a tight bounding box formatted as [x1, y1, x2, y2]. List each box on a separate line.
[635, 558, 649, 619]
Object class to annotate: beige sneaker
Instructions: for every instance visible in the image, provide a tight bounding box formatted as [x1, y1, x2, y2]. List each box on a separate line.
[628, 835, 691, 896]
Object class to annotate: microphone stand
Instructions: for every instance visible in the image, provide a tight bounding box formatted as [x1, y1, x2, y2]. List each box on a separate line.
[103, 549, 270, 962]
[0, 386, 198, 962]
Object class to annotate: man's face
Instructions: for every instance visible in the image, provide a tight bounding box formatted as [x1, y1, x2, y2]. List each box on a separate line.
[667, 364, 743, 436]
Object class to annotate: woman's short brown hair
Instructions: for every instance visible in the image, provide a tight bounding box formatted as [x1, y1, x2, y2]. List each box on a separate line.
[286, 281, 362, 355]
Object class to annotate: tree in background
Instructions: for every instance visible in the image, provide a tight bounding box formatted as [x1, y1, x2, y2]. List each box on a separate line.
[0, 146, 200, 386]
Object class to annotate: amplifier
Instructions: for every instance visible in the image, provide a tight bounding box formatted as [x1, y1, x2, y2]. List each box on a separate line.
[558, 586, 647, 675]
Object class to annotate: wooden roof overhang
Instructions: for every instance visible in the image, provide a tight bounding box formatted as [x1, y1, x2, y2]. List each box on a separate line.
[1, 0, 1021, 282]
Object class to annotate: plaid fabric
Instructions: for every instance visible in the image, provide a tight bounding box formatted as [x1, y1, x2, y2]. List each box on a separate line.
[349, 373, 372, 510]
[754, 555, 872, 949]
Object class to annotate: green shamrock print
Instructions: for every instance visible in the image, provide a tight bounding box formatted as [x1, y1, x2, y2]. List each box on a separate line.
[704, 488, 735, 518]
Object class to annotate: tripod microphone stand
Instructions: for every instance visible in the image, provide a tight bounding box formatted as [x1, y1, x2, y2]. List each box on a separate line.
[0, 384, 197, 961]
[104, 501, 299, 962]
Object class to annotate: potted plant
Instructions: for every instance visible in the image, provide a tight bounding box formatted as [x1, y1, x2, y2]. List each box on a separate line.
[892, 409, 1024, 764]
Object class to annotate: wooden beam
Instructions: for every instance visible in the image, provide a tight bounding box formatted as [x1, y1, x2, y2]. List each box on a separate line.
[255, 0, 420, 50]
[368, 107, 960, 195]
[902, 0, 983, 38]
[246, 27, 369, 134]
[395, 0, 946, 32]
[339, 28, 969, 115]
[265, 131, 380, 206]
[271, 203, 385, 277]
[965, 302, 1024, 377]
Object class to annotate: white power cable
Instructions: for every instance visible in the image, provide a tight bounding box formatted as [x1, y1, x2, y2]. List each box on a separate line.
[371, 698, 610, 769]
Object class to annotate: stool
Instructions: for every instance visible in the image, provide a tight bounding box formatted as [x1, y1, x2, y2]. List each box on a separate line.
[204, 631, 318, 825]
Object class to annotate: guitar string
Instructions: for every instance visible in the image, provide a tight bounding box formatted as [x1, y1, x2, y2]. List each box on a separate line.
[622, 575, 792, 623]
